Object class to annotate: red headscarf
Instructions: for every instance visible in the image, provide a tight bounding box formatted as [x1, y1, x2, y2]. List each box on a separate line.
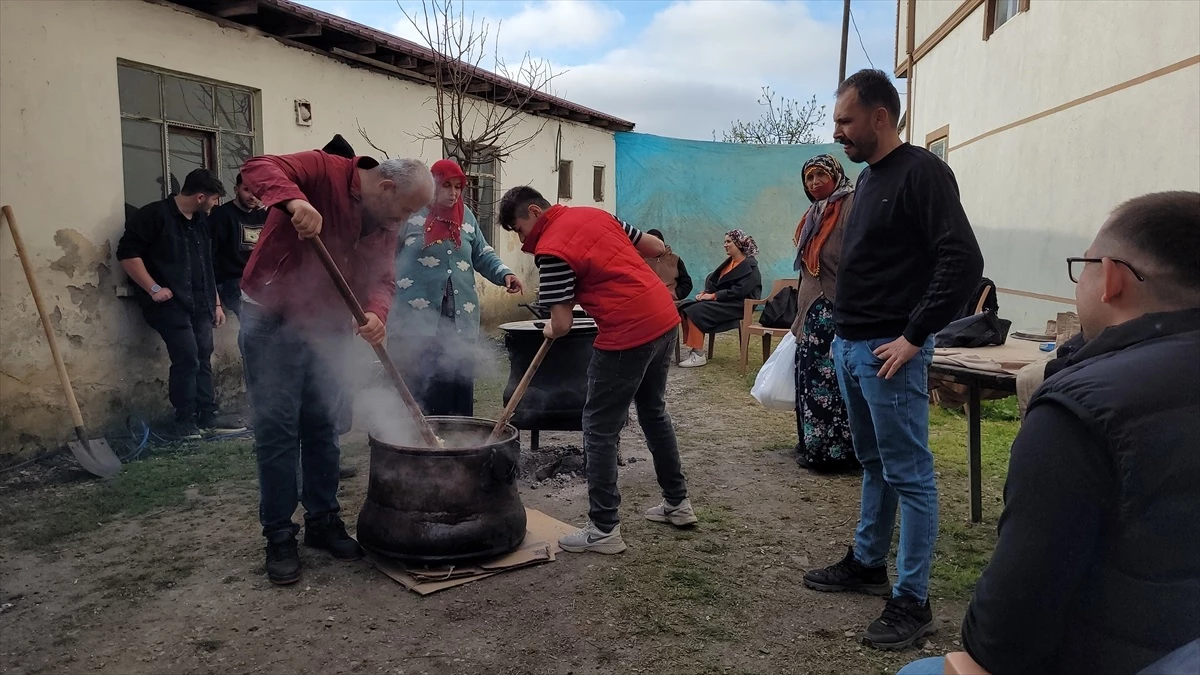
[424, 159, 467, 247]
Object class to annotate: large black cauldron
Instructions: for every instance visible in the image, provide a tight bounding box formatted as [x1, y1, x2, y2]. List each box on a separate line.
[356, 417, 526, 564]
[499, 319, 598, 447]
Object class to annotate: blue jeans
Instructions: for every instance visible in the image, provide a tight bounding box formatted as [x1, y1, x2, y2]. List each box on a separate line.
[583, 331, 688, 528]
[240, 304, 345, 541]
[896, 656, 944, 674]
[833, 335, 937, 602]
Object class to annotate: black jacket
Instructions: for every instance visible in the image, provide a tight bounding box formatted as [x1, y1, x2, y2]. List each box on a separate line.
[116, 197, 216, 316]
[677, 256, 762, 333]
[963, 309, 1200, 675]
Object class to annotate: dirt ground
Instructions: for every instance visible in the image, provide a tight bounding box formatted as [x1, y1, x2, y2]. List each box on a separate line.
[0, 337, 1010, 675]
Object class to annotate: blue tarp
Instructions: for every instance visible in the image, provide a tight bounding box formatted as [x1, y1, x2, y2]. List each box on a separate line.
[615, 132, 861, 289]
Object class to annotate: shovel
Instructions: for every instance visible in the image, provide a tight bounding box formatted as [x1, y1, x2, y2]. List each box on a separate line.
[1, 205, 121, 477]
[488, 337, 554, 442]
[306, 236, 442, 448]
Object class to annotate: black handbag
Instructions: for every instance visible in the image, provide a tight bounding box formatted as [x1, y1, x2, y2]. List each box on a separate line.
[759, 286, 798, 329]
[935, 310, 1012, 348]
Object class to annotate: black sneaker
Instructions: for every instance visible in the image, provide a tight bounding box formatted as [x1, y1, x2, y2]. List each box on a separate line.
[197, 412, 247, 434]
[803, 546, 891, 595]
[164, 419, 204, 441]
[862, 595, 935, 650]
[304, 516, 363, 560]
[265, 536, 301, 585]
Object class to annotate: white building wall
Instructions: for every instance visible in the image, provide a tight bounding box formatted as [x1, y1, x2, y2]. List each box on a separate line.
[0, 0, 617, 450]
[903, 0, 1200, 327]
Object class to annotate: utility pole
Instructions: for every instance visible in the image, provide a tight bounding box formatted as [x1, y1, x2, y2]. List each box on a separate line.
[838, 0, 851, 84]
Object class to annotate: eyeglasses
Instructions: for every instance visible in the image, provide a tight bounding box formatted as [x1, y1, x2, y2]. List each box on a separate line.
[1066, 257, 1146, 284]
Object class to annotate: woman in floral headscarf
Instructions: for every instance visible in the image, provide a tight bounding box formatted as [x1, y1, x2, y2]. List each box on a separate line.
[388, 158, 524, 416]
[676, 229, 762, 368]
[791, 153, 857, 472]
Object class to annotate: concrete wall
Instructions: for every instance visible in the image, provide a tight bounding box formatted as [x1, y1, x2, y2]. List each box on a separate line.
[0, 0, 616, 454]
[903, 0, 1200, 327]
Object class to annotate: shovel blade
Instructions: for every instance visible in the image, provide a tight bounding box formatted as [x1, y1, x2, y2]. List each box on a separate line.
[66, 438, 122, 478]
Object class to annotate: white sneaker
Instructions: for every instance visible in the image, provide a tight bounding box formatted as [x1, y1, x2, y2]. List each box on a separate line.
[678, 352, 707, 368]
[558, 522, 627, 554]
[644, 498, 699, 527]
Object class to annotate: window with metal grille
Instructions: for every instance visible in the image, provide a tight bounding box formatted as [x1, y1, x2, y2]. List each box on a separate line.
[557, 160, 573, 200]
[444, 143, 500, 244]
[117, 62, 259, 212]
[593, 165, 605, 202]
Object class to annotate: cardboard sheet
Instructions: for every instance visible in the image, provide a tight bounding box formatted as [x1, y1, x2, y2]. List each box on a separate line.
[366, 508, 577, 595]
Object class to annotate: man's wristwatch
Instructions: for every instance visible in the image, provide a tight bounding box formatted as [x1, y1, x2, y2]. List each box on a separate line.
[150, 284, 162, 293]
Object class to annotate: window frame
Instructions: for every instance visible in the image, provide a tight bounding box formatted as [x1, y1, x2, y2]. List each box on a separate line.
[983, 0, 1029, 40]
[926, 125, 950, 163]
[592, 164, 605, 203]
[557, 159, 573, 201]
[117, 60, 261, 205]
[444, 141, 500, 244]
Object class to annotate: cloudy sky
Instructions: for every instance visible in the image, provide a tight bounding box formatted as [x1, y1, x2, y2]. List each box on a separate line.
[296, 0, 899, 142]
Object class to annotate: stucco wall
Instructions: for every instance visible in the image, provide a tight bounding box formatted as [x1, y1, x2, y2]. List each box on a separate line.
[905, 0, 1200, 326]
[0, 0, 617, 454]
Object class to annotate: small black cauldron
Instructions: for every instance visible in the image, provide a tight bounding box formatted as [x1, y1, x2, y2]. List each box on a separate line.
[499, 319, 598, 449]
[356, 416, 526, 564]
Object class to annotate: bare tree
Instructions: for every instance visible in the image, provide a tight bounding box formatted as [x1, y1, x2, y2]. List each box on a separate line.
[719, 87, 827, 145]
[399, 0, 559, 169]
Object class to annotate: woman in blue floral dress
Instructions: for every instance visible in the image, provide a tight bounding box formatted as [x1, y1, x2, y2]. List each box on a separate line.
[387, 159, 523, 416]
[790, 154, 858, 473]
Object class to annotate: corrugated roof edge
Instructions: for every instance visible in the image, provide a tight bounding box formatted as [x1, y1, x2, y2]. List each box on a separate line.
[162, 0, 634, 132]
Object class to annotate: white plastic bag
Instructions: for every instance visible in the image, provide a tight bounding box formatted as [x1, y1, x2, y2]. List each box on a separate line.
[751, 331, 797, 410]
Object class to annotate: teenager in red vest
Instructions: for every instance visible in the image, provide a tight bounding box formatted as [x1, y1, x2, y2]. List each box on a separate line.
[498, 186, 697, 553]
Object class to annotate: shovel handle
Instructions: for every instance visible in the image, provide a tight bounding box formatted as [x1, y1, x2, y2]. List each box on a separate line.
[2, 205, 86, 430]
[307, 236, 440, 448]
[489, 337, 554, 442]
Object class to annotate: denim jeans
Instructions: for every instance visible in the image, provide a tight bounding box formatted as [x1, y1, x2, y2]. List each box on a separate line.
[833, 335, 937, 602]
[583, 330, 688, 528]
[896, 656, 944, 675]
[142, 300, 216, 422]
[217, 279, 243, 319]
[240, 304, 344, 541]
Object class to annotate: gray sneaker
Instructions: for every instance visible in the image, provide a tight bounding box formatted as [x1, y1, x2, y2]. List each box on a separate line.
[558, 522, 627, 554]
[644, 498, 699, 527]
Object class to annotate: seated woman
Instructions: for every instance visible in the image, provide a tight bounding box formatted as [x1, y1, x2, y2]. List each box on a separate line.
[791, 154, 858, 473]
[643, 228, 693, 301]
[676, 229, 762, 368]
[387, 159, 523, 416]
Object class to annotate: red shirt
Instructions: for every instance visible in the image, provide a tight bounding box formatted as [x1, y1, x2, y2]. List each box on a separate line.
[240, 151, 397, 330]
[523, 205, 678, 351]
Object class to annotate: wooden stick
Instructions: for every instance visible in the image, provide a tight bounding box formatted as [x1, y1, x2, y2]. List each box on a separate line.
[489, 337, 553, 442]
[307, 236, 441, 448]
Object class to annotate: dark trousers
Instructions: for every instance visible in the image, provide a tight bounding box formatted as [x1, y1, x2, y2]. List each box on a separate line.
[217, 279, 243, 319]
[240, 304, 343, 541]
[583, 330, 688, 528]
[142, 300, 216, 422]
[388, 286, 474, 417]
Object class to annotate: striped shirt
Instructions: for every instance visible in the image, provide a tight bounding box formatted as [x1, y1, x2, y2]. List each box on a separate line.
[536, 220, 643, 305]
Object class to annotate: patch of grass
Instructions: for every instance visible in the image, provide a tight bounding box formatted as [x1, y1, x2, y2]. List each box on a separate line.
[0, 439, 256, 549]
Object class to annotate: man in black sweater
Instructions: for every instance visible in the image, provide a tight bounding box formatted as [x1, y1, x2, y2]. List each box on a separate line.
[209, 172, 267, 319]
[803, 69, 984, 650]
[897, 193, 1200, 674]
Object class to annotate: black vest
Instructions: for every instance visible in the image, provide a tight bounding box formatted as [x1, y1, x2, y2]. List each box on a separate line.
[1027, 309, 1200, 675]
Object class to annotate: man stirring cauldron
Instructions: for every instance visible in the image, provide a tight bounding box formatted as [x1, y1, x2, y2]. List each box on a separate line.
[498, 186, 697, 554]
[239, 146, 434, 585]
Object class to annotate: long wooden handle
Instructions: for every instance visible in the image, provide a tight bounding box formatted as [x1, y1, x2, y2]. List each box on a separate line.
[307, 236, 441, 448]
[2, 205, 86, 430]
[489, 337, 554, 442]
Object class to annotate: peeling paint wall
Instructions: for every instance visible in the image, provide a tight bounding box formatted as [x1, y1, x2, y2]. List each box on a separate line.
[0, 0, 617, 457]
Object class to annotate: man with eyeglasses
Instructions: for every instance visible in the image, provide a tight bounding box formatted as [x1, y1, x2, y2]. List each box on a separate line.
[897, 190, 1200, 675]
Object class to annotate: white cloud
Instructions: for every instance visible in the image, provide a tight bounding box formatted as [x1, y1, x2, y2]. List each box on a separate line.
[551, 0, 896, 140]
[501, 1, 623, 50]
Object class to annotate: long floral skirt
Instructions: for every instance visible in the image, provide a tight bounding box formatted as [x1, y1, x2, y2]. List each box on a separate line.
[794, 296, 858, 472]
